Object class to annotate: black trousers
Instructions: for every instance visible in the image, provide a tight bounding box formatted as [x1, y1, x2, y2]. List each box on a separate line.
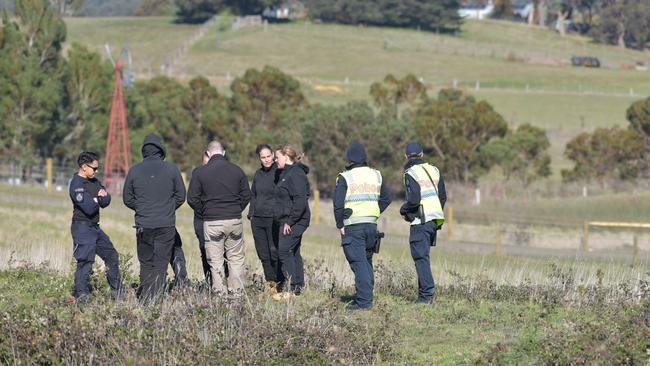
[278, 224, 306, 293]
[136, 226, 175, 301]
[171, 230, 188, 284]
[193, 217, 212, 286]
[251, 217, 283, 284]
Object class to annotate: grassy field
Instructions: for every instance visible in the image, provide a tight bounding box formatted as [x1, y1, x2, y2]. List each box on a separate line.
[0, 184, 649, 363]
[63, 17, 650, 173]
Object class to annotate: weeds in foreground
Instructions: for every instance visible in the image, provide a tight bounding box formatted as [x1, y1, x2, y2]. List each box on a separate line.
[0, 258, 648, 364]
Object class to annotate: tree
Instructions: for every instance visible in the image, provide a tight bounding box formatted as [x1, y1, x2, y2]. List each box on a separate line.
[300, 101, 376, 194]
[592, 0, 650, 49]
[0, 1, 67, 179]
[60, 43, 113, 163]
[230, 65, 306, 136]
[135, 76, 201, 171]
[414, 89, 508, 184]
[481, 123, 551, 187]
[562, 127, 644, 183]
[303, 0, 462, 33]
[551, 0, 572, 36]
[626, 97, 650, 145]
[370, 74, 427, 119]
[135, 0, 175, 16]
[175, 0, 280, 22]
[175, 0, 222, 23]
[491, 0, 515, 19]
[48, 0, 85, 15]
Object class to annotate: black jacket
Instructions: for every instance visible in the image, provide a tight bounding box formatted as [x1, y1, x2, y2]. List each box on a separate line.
[250, 163, 277, 218]
[187, 154, 251, 221]
[69, 173, 110, 225]
[399, 158, 447, 218]
[333, 163, 392, 229]
[274, 162, 311, 227]
[123, 134, 186, 228]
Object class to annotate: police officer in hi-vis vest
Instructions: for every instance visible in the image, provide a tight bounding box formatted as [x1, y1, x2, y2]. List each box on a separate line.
[399, 143, 447, 304]
[333, 143, 392, 310]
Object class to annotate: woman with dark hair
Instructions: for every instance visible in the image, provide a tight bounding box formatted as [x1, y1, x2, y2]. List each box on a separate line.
[272, 144, 311, 300]
[249, 144, 283, 294]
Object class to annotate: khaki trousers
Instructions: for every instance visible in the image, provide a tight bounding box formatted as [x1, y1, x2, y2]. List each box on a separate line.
[204, 218, 245, 293]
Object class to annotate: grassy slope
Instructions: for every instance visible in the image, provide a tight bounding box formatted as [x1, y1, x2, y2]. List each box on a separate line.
[64, 17, 650, 173]
[64, 17, 200, 71]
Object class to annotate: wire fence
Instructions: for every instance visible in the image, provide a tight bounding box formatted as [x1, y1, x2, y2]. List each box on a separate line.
[310, 199, 649, 263]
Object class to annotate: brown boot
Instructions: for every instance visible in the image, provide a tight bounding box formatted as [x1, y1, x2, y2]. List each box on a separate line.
[265, 281, 278, 295]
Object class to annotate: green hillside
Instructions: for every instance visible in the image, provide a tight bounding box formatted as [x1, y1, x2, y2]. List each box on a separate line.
[64, 17, 650, 173]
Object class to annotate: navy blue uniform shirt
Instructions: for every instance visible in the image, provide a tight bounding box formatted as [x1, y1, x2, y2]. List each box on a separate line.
[69, 173, 111, 224]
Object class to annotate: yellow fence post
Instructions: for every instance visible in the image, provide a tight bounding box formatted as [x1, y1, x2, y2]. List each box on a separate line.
[447, 206, 453, 241]
[632, 233, 638, 268]
[313, 189, 320, 225]
[46, 158, 53, 193]
[495, 221, 501, 256]
[583, 222, 590, 251]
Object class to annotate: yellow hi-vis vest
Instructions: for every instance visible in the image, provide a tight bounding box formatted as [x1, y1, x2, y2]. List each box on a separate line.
[338, 166, 382, 226]
[405, 163, 445, 226]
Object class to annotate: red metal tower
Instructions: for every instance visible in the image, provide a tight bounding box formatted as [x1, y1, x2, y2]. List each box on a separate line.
[103, 59, 132, 194]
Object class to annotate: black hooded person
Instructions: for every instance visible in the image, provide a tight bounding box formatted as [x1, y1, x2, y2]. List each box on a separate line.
[123, 133, 186, 302]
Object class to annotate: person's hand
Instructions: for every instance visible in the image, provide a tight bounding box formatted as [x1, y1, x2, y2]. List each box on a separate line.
[283, 223, 292, 235]
[340, 227, 345, 236]
[98, 189, 107, 197]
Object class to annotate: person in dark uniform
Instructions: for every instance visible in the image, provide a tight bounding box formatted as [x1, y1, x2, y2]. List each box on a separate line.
[69, 151, 124, 303]
[399, 143, 447, 304]
[333, 143, 392, 310]
[272, 144, 310, 300]
[250, 144, 283, 294]
[123, 134, 186, 302]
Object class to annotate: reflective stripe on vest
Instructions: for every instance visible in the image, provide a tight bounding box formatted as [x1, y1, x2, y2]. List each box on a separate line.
[339, 166, 382, 226]
[405, 163, 445, 226]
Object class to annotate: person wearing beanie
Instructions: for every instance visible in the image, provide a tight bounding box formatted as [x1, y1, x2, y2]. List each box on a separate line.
[333, 143, 392, 310]
[400, 142, 447, 304]
[123, 133, 187, 302]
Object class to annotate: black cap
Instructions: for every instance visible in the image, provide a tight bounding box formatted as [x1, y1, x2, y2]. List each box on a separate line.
[405, 142, 423, 156]
[346, 143, 367, 164]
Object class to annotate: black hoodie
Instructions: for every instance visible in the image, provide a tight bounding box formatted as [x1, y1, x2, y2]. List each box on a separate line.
[274, 162, 311, 227]
[123, 134, 186, 228]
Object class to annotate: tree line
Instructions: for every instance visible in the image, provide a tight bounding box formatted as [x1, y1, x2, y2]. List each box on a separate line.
[171, 0, 462, 32]
[493, 0, 650, 50]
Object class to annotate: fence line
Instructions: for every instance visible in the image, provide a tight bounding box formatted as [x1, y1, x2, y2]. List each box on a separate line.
[161, 15, 219, 77]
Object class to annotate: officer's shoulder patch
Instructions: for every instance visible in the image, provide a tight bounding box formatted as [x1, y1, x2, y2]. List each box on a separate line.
[74, 188, 84, 192]
[75, 192, 84, 202]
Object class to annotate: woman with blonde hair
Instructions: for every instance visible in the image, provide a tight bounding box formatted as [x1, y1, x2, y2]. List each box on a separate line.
[272, 144, 310, 299]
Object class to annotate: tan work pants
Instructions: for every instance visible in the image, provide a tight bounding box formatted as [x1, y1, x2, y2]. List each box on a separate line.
[204, 218, 245, 293]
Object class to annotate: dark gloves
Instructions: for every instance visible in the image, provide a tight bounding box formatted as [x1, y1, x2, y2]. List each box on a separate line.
[402, 212, 416, 223]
